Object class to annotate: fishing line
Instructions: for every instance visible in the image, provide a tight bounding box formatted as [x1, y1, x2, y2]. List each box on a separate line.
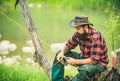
[0, 10, 51, 49]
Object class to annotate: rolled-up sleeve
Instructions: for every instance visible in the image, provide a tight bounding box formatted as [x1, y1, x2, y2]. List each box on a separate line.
[65, 33, 78, 50]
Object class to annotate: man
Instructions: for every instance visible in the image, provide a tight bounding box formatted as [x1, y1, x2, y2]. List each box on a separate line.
[52, 15, 109, 81]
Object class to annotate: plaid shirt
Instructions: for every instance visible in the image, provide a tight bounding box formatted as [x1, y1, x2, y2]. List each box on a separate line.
[65, 27, 109, 67]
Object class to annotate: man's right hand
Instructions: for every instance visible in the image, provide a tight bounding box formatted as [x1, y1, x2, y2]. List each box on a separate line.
[57, 51, 64, 62]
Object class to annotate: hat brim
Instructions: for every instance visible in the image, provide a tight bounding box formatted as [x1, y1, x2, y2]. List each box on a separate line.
[69, 19, 93, 28]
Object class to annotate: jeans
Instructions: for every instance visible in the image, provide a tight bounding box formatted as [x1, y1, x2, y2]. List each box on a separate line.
[52, 50, 105, 81]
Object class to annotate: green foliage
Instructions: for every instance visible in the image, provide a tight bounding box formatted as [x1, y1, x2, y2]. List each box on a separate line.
[0, 0, 104, 10]
[0, 0, 15, 4]
[38, 0, 104, 10]
[0, 64, 49, 81]
[0, 0, 120, 11]
[60, 0, 104, 10]
[104, 6, 120, 50]
[0, 0, 7, 4]
[104, 0, 120, 9]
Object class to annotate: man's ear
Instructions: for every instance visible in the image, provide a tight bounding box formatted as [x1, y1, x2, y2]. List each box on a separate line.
[85, 25, 88, 28]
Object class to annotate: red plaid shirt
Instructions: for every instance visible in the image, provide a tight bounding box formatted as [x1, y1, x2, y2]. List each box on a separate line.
[65, 27, 109, 67]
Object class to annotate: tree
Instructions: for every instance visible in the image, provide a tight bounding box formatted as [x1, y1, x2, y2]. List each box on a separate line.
[15, 0, 51, 80]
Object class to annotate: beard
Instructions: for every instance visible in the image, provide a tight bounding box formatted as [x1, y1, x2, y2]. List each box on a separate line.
[76, 32, 87, 41]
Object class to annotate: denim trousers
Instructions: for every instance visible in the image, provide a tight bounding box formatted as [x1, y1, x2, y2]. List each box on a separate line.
[52, 50, 105, 81]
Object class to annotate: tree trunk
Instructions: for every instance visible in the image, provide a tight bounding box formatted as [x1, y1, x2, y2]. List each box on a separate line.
[18, 0, 51, 80]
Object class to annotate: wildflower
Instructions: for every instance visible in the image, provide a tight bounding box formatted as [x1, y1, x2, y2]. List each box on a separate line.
[8, 43, 17, 51]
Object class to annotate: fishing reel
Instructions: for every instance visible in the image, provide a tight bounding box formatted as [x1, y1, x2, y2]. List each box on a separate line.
[61, 56, 68, 65]
[62, 56, 78, 67]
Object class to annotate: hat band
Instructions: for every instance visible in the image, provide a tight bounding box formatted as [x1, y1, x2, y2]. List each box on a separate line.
[75, 18, 89, 23]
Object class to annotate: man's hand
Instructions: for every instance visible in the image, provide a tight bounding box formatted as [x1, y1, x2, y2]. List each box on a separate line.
[66, 57, 76, 65]
[57, 51, 64, 62]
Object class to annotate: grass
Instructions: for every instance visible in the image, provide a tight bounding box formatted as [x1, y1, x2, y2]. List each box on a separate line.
[0, 64, 49, 81]
[0, 63, 80, 81]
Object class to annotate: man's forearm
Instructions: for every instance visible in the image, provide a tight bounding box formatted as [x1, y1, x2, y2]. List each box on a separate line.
[75, 58, 93, 64]
[62, 45, 70, 54]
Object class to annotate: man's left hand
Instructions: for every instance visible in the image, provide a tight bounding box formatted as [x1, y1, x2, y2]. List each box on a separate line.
[66, 57, 76, 65]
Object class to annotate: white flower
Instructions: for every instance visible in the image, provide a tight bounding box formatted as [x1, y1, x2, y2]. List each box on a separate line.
[50, 43, 65, 51]
[37, 4, 42, 9]
[26, 58, 32, 63]
[0, 40, 17, 55]
[0, 40, 10, 45]
[28, 3, 34, 8]
[26, 57, 36, 65]
[8, 43, 17, 51]
[22, 46, 35, 54]
[26, 40, 34, 46]
[0, 50, 9, 55]
[3, 57, 19, 65]
[12, 55, 21, 60]
[0, 40, 10, 51]
[4, 58, 15, 65]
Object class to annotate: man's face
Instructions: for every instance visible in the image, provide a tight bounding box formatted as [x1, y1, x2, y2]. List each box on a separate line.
[75, 25, 88, 41]
[75, 27, 84, 34]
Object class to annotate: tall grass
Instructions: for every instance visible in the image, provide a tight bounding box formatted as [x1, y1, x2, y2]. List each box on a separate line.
[0, 64, 49, 81]
[104, 6, 120, 51]
[0, 64, 79, 81]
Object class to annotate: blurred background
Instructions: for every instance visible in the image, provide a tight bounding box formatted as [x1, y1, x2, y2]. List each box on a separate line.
[0, 0, 120, 81]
